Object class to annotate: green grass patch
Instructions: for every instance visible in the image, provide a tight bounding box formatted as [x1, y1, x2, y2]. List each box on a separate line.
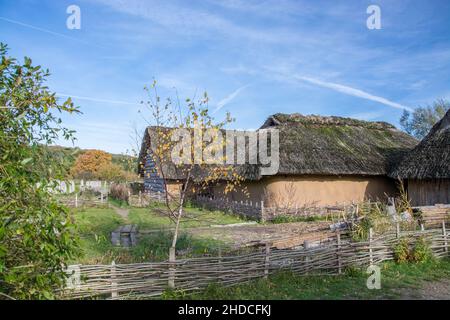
[72, 207, 230, 264]
[269, 215, 326, 224]
[128, 204, 245, 229]
[168, 259, 450, 300]
[108, 197, 130, 208]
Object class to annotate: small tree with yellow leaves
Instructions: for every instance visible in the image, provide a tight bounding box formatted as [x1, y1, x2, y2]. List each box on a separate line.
[141, 81, 245, 260]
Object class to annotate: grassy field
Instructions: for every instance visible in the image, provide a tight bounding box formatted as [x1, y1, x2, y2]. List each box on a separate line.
[72, 204, 242, 264]
[169, 259, 450, 300]
[128, 203, 245, 229]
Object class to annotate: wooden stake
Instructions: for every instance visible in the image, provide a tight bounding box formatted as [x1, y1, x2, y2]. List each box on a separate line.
[443, 221, 448, 254]
[396, 222, 400, 239]
[111, 261, 118, 299]
[369, 228, 373, 265]
[336, 233, 342, 274]
[264, 243, 271, 279]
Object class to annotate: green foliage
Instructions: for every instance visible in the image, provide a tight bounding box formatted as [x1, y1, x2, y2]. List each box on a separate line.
[270, 215, 324, 224]
[394, 238, 411, 263]
[177, 259, 450, 300]
[411, 237, 433, 263]
[394, 236, 433, 264]
[161, 288, 188, 299]
[0, 43, 80, 299]
[74, 208, 227, 264]
[46, 145, 137, 179]
[400, 98, 450, 139]
[350, 202, 391, 241]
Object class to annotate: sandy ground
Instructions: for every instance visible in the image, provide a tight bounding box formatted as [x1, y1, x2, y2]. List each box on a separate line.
[188, 220, 332, 247]
[397, 280, 450, 300]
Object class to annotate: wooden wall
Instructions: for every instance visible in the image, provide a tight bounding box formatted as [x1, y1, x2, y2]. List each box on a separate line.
[408, 179, 450, 206]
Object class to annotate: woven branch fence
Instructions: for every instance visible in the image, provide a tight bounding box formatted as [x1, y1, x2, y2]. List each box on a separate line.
[61, 222, 449, 300]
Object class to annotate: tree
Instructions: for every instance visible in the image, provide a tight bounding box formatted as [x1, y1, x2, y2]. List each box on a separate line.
[70, 149, 112, 179]
[97, 162, 137, 182]
[142, 81, 244, 272]
[400, 99, 450, 139]
[0, 43, 80, 299]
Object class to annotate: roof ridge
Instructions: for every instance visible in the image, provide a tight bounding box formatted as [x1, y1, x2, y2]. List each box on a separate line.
[261, 113, 396, 130]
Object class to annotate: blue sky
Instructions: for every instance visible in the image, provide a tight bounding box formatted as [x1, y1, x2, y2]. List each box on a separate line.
[1, 0, 449, 154]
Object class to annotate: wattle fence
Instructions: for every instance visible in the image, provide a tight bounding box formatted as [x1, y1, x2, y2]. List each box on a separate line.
[61, 223, 449, 300]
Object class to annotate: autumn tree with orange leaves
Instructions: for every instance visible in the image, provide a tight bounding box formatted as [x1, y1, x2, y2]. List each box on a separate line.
[70, 150, 112, 179]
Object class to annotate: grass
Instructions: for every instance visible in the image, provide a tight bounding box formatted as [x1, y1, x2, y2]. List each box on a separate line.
[128, 202, 245, 230]
[108, 197, 130, 208]
[166, 259, 450, 300]
[72, 206, 232, 264]
[269, 215, 327, 224]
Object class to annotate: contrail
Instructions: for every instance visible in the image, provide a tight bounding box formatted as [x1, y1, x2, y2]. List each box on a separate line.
[0, 16, 105, 49]
[294, 75, 413, 112]
[56, 93, 140, 106]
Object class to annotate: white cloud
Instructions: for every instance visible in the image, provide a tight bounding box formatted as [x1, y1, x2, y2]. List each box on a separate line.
[293, 75, 414, 112]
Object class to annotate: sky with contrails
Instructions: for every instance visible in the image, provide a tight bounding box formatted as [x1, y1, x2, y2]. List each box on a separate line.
[1, 0, 449, 153]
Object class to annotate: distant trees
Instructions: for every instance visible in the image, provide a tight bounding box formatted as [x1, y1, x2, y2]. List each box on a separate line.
[70, 149, 112, 179]
[0, 43, 79, 299]
[400, 99, 450, 139]
[71, 149, 137, 181]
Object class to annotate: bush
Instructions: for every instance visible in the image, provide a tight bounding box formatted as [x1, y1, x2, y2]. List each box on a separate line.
[0, 43, 80, 299]
[394, 238, 411, 263]
[270, 215, 322, 224]
[109, 183, 130, 202]
[393, 236, 433, 264]
[411, 237, 433, 263]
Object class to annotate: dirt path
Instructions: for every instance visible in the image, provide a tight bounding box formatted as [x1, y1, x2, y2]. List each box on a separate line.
[112, 205, 130, 221]
[189, 221, 332, 248]
[397, 279, 450, 300]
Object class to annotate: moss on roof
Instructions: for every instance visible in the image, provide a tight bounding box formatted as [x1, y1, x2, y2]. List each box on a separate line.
[261, 113, 417, 176]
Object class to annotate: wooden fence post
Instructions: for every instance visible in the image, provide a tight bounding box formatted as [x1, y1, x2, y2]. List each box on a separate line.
[168, 247, 176, 289]
[75, 193, 78, 208]
[264, 243, 271, 279]
[304, 240, 311, 274]
[442, 221, 448, 255]
[336, 233, 342, 274]
[369, 228, 374, 265]
[218, 245, 223, 281]
[396, 222, 400, 239]
[111, 261, 118, 299]
[260, 201, 265, 222]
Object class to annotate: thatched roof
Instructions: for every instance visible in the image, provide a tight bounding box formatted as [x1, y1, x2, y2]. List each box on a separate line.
[138, 113, 417, 180]
[137, 126, 260, 181]
[260, 113, 417, 176]
[389, 109, 450, 179]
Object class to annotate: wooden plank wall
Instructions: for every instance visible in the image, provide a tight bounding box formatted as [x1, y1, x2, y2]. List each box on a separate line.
[409, 179, 450, 206]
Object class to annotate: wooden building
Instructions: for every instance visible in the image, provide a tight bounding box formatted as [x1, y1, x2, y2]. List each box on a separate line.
[390, 109, 450, 206]
[138, 113, 417, 207]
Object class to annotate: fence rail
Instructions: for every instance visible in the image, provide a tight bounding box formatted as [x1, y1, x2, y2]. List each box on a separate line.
[61, 223, 450, 300]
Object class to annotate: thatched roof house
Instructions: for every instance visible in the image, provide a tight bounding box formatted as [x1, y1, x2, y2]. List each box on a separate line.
[139, 113, 417, 207]
[389, 109, 450, 205]
[260, 113, 416, 176]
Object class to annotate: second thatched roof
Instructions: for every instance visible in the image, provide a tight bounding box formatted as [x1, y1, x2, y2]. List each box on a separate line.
[389, 109, 450, 179]
[260, 113, 417, 176]
[138, 113, 418, 180]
